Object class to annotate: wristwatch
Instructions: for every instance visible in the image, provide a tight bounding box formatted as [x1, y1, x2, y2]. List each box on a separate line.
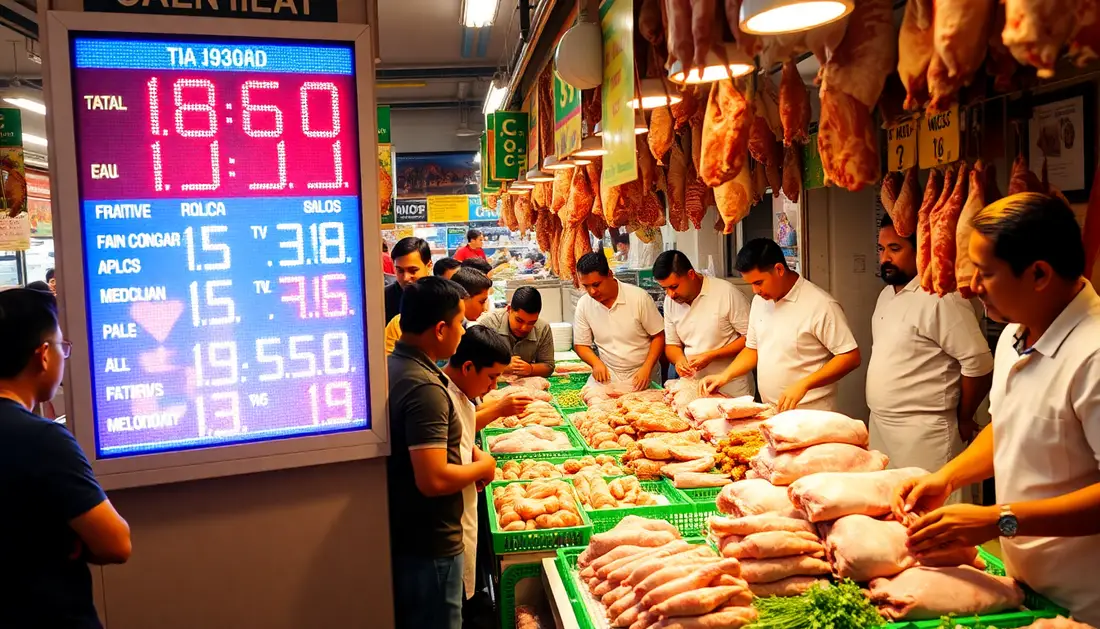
[997, 504, 1019, 538]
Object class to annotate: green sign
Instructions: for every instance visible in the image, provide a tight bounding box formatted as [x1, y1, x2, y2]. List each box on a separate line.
[480, 132, 500, 194]
[554, 71, 582, 158]
[492, 111, 528, 181]
[802, 133, 825, 190]
[0, 109, 23, 147]
[377, 105, 391, 144]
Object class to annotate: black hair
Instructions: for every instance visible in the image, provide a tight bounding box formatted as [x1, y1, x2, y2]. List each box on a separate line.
[0, 288, 59, 379]
[433, 257, 462, 277]
[735, 238, 788, 274]
[652, 250, 694, 280]
[26, 281, 49, 292]
[510, 286, 542, 314]
[449, 324, 511, 370]
[451, 267, 493, 296]
[576, 251, 611, 276]
[399, 277, 466, 334]
[461, 257, 493, 274]
[391, 237, 431, 265]
[467, 229, 482, 242]
[879, 212, 917, 248]
[615, 234, 630, 246]
[972, 192, 1085, 280]
[382, 242, 389, 253]
[45, 268, 55, 282]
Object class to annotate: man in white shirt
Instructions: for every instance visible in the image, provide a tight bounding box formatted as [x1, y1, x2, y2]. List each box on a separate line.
[702, 238, 860, 411]
[653, 250, 754, 397]
[868, 214, 993, 489]
[896, 193, 1100, 624]
[574, 252, 665, 391]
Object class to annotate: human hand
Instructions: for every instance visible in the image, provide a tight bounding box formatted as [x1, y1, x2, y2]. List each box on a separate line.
[905, 504, 1000, 555]
[592, 361, 610, 383]
[777, 380, 810, 412]
[958, 418, 979, 442]
[631, 369, 651, 392]
[674, 358, 695, 378]
[687, 353, 712, 372]
[508, 357, 533, 376]
[700, 375, 725, 395]
[473, 447, 497, 485]
[498, 392, 534, 418]
[892, 471, 955, 525]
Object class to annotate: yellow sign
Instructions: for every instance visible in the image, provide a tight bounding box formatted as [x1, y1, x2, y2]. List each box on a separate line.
[427, 195, 468, 223]
[554, 72, 582, 158]
[919, 105, 960, 169]
[887, 119, 917, 172]
[599, 0, 637, 200]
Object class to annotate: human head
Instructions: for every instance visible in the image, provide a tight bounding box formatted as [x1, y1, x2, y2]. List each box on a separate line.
[382, 242, 389, 254]
[26, 281, 49, 292]
[391, 237, 433, 288]
[0, 288, 66, 404]
[399, 276, 466, 359]
[877, 213, 917, 287]
[653, 250, 702, 305]
[969, 192, 1085, 324]
[508, 286, 542, 339]
[433, 256, 462, 280]
[467, 228, 484, 249]
[615, 235, 630, 253]
[735, 238, 792, 301]
[576, 252, 616, 303]
[45, 268, 56, 294]
[445, 324, 511, 400]
[451, 267, 493, 321]
[461, 257, 493, 275]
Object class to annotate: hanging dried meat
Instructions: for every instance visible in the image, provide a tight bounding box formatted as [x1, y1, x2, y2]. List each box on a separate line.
[779, 61, 811, 146]
[924, 164, 958, 292]
[587, 209, 608, 240]
[640, 0, 664, 46]
[551, 168, 571, 214]
[574, 224, 593, 267]
[700, 79, 750, 187]
[956, 161, 989, 297]
[818, 86, 880, 192]
[501, 193, 519, 231]
[668, 141, 690, 231]
[749, 101, 783, 196]
[670, 87, 698, 130]
[690, 0, 717, 68]
[916, 169, 944, 287]
[880, 172, 903, 215]
[685, 177, 707, 229]
[566, 166, 596, 225]
[750, 160, 766, 204]
[820, 0, 895, 111]
[639, 189, 667, 228]
[1002, 0, 1077, 77]
[649, 105, 675, 163]
[689, 93, 706, 174]
[897, 0, 933, 110]
[532, 181, 550, 209]
[782, 144, 802, 203]
[932, 162, 970, 296]
[535, 208, 553, 253]
[714, 157, 752, 233]
[515, 195, 534, 233]
[586, 158, 604, 219]
[891, 167, 920, 238]
[559, 222, 577, 283]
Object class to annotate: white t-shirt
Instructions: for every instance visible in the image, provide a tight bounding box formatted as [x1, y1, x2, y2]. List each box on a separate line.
[446, 379, 479, 600]
[989, 281, 1100, 625]
[745, 275, 858, 410]
[574, 279, 665, 381]
[664, 276, 754, 397]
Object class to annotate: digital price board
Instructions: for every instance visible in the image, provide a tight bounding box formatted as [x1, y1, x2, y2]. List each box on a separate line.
[46, 13, 385, 483]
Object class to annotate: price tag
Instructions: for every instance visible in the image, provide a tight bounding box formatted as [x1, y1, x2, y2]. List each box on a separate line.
[918, 105, 960, 169]
[887, 119, 917, 172]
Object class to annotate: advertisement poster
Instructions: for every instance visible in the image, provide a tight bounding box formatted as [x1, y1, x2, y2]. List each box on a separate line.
[599, 0, 637, 199]
[394, 198, 428, 223]
[773, 195, 802, 273]
[480, 132, 500, 194]
[27, 170, 51, 238]
[493, 111, 528, 181]
[554, 71, 582, 159]
[395, 151, 479, 199]
[379, 144, 395, 224]
[427, 195, 469, 223]
[0, 108, 29, 251]
[1029, 96, 1085, 193]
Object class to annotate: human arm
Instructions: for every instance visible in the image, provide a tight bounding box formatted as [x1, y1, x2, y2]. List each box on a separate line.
[666, 344, 695, 378]
[695, 282, 751, 371]
[404, 384, 495, 497]
[777, 348, 861, 412]
[688, 336, 747, 372]
[892, 423, 996, 523]
[575, 345, 610, 382]
[475, 392, 535, 430]
[957, 373, 993, 440]
[70, 501, 132, 565]
[701, 347, 758, 394]
[632, 332, 666, 391]
[531, 324, 556, 377]
[409, 448, 496, 497]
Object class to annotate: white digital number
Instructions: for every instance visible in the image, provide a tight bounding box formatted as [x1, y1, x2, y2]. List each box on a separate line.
[288, 335, 317, 378]
[197, 391, 241, 437]
[193, 341, 238, 387]
[322, 332, 350, 374]
[255, 337, 284, 382]
[184, 225, 231, 272]
[189, 280, 235, 327]
[277, 223, 304, 267]
[308, 222, 346, 264]
[308, 381, 353, 425]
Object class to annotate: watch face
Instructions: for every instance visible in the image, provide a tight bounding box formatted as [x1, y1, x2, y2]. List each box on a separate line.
[998, 514, 1019, 537]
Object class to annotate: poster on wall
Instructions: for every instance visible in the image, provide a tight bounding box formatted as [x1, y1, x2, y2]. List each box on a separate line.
[27, 170, 51, 238]
[0, 108, 29, 251]
[395, 151, 479, 199]
[379, 144, 395, 224]
[1029, 96, 1086, 193]
[773, 195, 802, 273]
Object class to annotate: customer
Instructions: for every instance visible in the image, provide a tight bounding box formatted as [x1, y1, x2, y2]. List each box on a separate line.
[434, 256, 462, 280]
[384, 268, 493, 354]
[385, 237, 434, 323]
[388, 277, 495, 629]
[382, 242, 395, 275]
[454, 229, 488, 262]
[0, 288, 131, 628]
[478, 286, 556, 377]
[46, 267, 56, 294]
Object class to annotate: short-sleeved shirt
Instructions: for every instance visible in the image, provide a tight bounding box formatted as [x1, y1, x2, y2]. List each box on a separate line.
[387, 341, 465, 558]
[664, 276, 754, 397]
[573, 280, 665, 381]
[454, 245, 487, 262]
[989, 281, 1100, 624]
[0, 399, 108, 628]
[746, 275, 858, 410]
[867, 277, 993, 417]
[477, 310, 556, 371]
[384, 281, 404, 324]
[384, 315, 403, 355]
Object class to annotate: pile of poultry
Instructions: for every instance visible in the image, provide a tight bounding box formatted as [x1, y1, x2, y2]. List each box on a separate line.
[570, 389, 691, 451]
[492, 479, 585, 531]
[484, 384, 553, 405]
[494, 454, 624, 481]
[573, 472, 664, 509]
[487, 425, 575, 454]
[575, 516, 758, 628]
[486, 400, 565, 429]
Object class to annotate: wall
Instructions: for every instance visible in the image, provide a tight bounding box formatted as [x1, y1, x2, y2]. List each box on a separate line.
[390, 108, 483, 153]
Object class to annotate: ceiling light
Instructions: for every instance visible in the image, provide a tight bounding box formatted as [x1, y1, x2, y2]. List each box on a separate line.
[628, 78, 683, 110]
[525, 166, 554, 183]
[4, 97, 45, 115]
[668, 44, 756, 84]
[573, 135, 608, 158]
[23, 133, 47, 147]
[635, 110, 649, 135]
[543, 155, 575, 171]
[462, 0, 499, 27]
[740, 0, 852, 35]
[482, 78, 508, 115]
[555, 16, 603, 90]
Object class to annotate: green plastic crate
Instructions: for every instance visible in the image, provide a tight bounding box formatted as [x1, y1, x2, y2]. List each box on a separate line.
[549, 371, 591, 389]
[487, 479, 593, 554]
[499, 562, 543, 629]
[481, 424, 587, 461]
[580, 477, 702, 537]
[495, 452, 623, 473]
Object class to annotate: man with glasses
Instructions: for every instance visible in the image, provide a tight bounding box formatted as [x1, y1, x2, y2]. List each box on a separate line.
[0, 288, 131, 628]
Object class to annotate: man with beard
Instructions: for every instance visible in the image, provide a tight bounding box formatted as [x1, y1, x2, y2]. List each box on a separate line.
[653, 250, 753, 397]
[869, 213, 992, 499]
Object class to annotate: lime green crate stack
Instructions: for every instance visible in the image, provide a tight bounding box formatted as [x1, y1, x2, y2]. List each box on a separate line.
[494, 452, 624, 475]
[499, 562, 544, 629]
[480, 424, 587, 461]
[487, 479, 593, 554]
[581, 477, 704, 537]
[676, 485, 724, 523]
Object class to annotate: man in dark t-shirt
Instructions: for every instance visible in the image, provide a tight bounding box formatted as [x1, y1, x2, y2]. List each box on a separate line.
[0, 289, 132, 628]
[385, 237, 434, 323]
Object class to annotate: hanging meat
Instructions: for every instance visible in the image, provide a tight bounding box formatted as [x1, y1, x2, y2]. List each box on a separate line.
[758, 75, 783, 138]
[689, 96, 706, 175]
[986, 5, 1019, 93]
[666, 0, 694, 68]
[725, 0, 761, 56]
[880, 172, 902, 215]
[566, 165, 596, 225]
[761, 33, 809, 71]
[686, 177, 708, 229]
[818, 86, 880, 192]
[532, 181, 550, 210]
[897, 0, 933, 110]
[1007, 153, 1042, 194]
[638, 134, 658, 191]
[640, 0, 664, 46]
[574, 224, 593, 267]
[668, 141, 691, 231]
[820, 0, 895, 110]
[1070, 0, 1100, 67]
[535, 208, 553, 253]
[782, 144, 803, 203]
[671, 88, 698, 130]
[1084, 163, 1100, 279]
[559, 222, 577, 283]
[700, 79, 750, 187]
[649, 106, 675, 163]
[805, 16, 849, 71]
[749, 103, 783, 197]
[714, 157, 752, 233]
[690, 0, 717, 69]
[779, 61, 811, 146]
[935, 0, 994, 84]
[751, 160, 768, 204]
[548, 216, 561, 276]
[891, 167, 920, 238]
[956, 161, 988, 297]
[586, 158, 603, 214]
[551, 168, 571, 214]
[515, 195, 534, 233]
[1002, 0, 1077, 76]
[923, 164, 958, 292]
[916, 169, 944, 289]
[501, 193, 519, 231]
[538, 69, 554, 161]
[933, 162, 969, 296]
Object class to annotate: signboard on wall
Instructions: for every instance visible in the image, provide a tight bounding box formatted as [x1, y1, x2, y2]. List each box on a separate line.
[394, 151, 479, 199]
[492, 111, 528, 181]
[395, 198, 428, 223]
[27, 170, 51, 238]
[0, 108, 29, 251]
[599, 0, 637, 198]
[83, 0, 338, 22]
[553, 71, 581, 159]
[427, 195, 468, 223]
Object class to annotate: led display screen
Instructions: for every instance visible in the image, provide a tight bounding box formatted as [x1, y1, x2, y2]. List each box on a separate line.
[71, 34, 370, 458]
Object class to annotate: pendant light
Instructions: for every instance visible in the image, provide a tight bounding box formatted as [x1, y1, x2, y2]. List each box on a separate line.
[543, 155, 576, 170]
[573, 134, 608, 158]
[628, 78, 683, 109]
[739, 0, 852, 35]
[668, 43, 755, 84]
[634, 109, 649, 135]
[526, 166, 555, 182]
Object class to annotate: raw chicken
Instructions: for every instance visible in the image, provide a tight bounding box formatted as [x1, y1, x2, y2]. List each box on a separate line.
[752, 443, 890, 486]
[700, 80, 750, 187]
[484, 385, 553, 404]
[779, 61, 811, 146]
[923, 164, 958, 292]
[1026, 617, 1098, 629]
[932, 162, 969, 296]
[640, 560, 743, 609]
[716, 479, 804, 518]
[651, 606, 758, 628]
[787, 467, 929, 522]
[669, 141, 690, 232]
[652, 585, 753, 618]
[898, 0, 933, 110]
[934, 0, 994, 85]
[824, 514, 983, 581]
[987, 5, 1018, 93]
[956, 161, 987, 298]
[782, 145, 802, 203]
[661, 457, 716, 478]
[487, 425, 573, 453]
[1002, 0, 1077, 77]
[674, 472, 733, 489]
[631, 551, 722, 592]
[890, 166, 920, 238]
[817, 86, 879, 192]
[759, 409, 869, 452]
[916, 169, 944, 289]
[487, 400, 564, 429]
[819, 0, 895, 110]
[1084, 162, 1100, 279]
[510, 376, 551, 390]
[869, 565, 1025, 620]
[579, 516, 681, 566]
[738, 555, 832, 584]
[688, 396, 770, 422]
[708, 514, 816, 537]
[749, 576, 829, 598]
[713, 161, 752, 233]
[720, 530, 824, 560]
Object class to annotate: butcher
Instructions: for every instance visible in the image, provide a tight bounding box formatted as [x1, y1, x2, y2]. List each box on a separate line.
[573, 251, 666, 391]
[895, 194, 1100, 624]
[701, 238, 860, 412]
[652, 249, 754, 397]
[868, 213, 993, 500]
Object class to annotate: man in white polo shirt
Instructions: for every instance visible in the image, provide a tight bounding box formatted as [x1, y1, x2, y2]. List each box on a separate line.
[653, 250, 754, 397]
[701, 238, 860, 411]
[896, 193, 1100, 624]
[573, 252, 665, 391]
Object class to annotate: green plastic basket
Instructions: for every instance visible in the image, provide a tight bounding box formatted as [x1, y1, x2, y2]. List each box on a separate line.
[487, 479, 593, 554]
[549, 371, 591, 389]
[499, 562, 544, 629]
[495, 453, 624, 473]
[579, 477, 701, 537]
[481, 424, 587, 461]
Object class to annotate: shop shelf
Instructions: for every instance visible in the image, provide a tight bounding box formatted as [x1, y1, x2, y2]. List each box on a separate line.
[580, 478, 704, 538]
[481, 424, 587, 461]
[499, 562, 543, 629]
[487, 479, 593, 554]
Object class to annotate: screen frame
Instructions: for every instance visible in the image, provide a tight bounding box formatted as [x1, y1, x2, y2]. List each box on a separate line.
[44, 11, 389, 489]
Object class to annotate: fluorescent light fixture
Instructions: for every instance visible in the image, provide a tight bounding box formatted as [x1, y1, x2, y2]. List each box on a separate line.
[573, 135, 608, 158]
[740, 0, 852, 34]
[668, 44, 755, 84]
[482, 79, 508, 115]
[4, 97, 45, 115]
[629, 78, 684, 110]
[543, 155, 575, 171]
[525, 166, 554, 183]
[462, 0, 499, 28]
[23, 134, 47, 147]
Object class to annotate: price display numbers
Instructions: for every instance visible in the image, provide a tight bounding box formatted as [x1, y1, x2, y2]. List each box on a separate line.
[918, 104, 961, 170]
[886, 118, 917, 172]
[73, 35, 370, 458]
